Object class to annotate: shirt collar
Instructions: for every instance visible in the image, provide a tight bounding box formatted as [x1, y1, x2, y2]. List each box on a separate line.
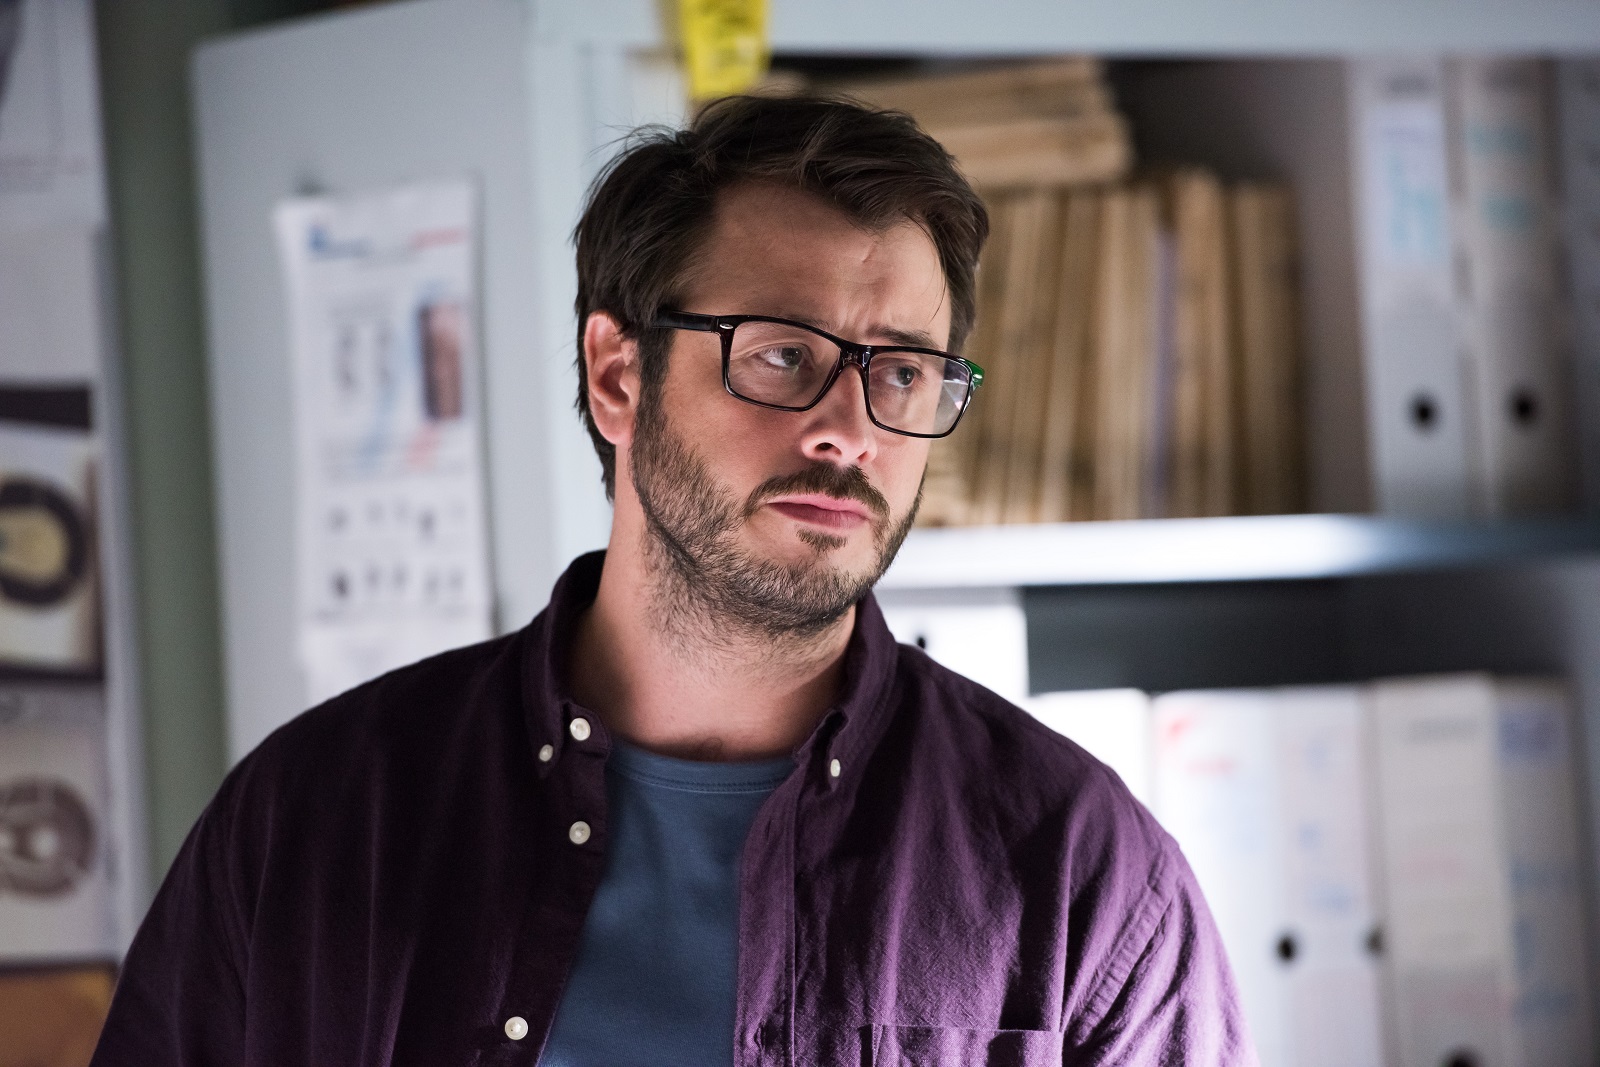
[520, 550, 901, 781]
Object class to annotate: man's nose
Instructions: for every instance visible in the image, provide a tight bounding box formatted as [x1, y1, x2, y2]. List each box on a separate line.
[796, 362, 878, 467]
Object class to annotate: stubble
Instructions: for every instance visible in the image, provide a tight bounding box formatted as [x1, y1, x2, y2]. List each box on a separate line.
[629, 388, 920, 646]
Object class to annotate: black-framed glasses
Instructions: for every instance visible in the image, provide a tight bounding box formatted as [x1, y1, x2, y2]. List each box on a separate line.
[651, 311, 984, 439]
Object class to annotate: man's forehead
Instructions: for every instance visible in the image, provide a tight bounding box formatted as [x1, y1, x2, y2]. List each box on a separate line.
[704, 181, 922, 248]
[681, 182, 952, 342]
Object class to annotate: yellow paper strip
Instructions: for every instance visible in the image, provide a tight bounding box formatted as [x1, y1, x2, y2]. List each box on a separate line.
[679, 0, 770, 101]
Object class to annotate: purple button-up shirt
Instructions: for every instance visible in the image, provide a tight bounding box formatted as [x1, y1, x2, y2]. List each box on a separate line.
[93, 552, 1255, 1066]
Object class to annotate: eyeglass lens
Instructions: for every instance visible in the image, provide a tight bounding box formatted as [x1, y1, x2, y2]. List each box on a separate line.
[724, 320, 971, 435]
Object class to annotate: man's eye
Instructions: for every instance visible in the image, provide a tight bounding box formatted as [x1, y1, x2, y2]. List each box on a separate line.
[881, 363, 920, 388]
[757, 346, 807, 369]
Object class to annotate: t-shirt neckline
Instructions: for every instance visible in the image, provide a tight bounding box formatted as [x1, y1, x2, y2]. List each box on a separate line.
[607, 736, 794, 795]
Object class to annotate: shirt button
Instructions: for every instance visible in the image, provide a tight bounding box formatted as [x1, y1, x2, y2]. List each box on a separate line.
[569, 820, 591, 845]
[504, 1015, 529, 1041]
[830, 758, 842, 778]
[538, 744, 554, 762]
[569, 717, 592, 742]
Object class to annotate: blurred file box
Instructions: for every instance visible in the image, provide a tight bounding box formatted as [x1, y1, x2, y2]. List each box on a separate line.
[1348, 57, 1475, 518]
[876, 588, 1029, 704]
[1371, 674, 1594, 1067]
[1023, 688, 1152, 806]
[1153, 686, 1384, 1067]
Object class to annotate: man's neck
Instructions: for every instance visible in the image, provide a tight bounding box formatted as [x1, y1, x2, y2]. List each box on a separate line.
[567, 542, 855, 762]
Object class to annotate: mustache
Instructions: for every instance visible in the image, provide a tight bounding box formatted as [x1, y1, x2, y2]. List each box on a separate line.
[743, 463, 891, 521]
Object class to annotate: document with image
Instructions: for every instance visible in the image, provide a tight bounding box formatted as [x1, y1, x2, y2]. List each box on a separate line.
[275, 179, 493, 706]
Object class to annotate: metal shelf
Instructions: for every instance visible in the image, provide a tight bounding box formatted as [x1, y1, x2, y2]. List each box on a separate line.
[878, 514, 1600, 589]
[541, 0, 1600, 55]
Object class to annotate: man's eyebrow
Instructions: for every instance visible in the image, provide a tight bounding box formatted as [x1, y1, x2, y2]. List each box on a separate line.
[768, 310, 943, 351]
[874, 325, 942, 350]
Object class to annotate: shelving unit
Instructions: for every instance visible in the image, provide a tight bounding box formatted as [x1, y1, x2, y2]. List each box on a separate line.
[194, 0, 1600, 737]
[881, 515, 1600, 588]
[0, 2, 149, 966]
[180, 2, 1600, 1063]
[191, 0, 1600, 976]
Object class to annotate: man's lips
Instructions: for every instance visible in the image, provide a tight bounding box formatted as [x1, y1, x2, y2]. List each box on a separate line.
[764, 493, 875, 530]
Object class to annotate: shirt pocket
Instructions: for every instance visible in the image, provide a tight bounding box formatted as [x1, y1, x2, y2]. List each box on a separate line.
[866, 1024, 1064, 1067]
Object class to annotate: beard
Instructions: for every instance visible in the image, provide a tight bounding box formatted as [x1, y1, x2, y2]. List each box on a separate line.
[629, 387, 920, 641]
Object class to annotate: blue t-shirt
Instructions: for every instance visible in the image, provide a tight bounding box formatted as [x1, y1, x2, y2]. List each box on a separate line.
[539, 738, 792, 1067]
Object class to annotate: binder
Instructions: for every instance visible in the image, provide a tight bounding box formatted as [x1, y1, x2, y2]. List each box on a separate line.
[1494, 680, 1595, 1066]
[875, 588, 1029, 704]
[954, 191, 1018, 527]
[1023, 688, 1152, 805]
[0, 422, 99, 672]
[1348, 58, 1475, 517]
[1000, 190, 1066, 524]
[1035, 190, 1102, 523]
[926, 114, 1133, 190]
[1447, 58, 1576, 515]
[839, 58, 1133, 191]
[0, 685, 114, 962]
[839, 56, 1107, 128]
[1162, 170, 1235, 518]
[1368, 674, 1595, 1067]
[972, 189, 1050, 525]
[1272, 687, 1385, 1067]
[1090, 184, 1163, 520]
[1152, 686, 1384, 1067]
[1229, 183, 1305, 516]
[1554, 58, 1600, 513]
[1369, 674, 1518, 1067]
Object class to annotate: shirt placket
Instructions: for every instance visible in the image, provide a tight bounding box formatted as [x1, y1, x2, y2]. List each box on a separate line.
[737, 715, 862, 1067]
[484, 705, 612, 1065]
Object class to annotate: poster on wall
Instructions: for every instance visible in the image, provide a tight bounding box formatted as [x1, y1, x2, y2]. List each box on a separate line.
[0, 0, 105, 229]
[274, 179, 494, 706]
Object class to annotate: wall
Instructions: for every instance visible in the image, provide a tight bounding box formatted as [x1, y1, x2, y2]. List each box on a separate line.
[92, 0, 319, 890]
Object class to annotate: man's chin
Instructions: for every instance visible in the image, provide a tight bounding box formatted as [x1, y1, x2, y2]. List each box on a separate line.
[746, 523, 870, 569]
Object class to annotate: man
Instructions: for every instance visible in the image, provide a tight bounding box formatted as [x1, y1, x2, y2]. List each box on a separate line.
[94, 95, 1254, 1065]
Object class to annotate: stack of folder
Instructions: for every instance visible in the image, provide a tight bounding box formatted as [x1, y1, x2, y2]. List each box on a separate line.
[831, 59, 1307, 526]
[1347, 56, 1590, 518]
[1026, 674, 1595, 1067]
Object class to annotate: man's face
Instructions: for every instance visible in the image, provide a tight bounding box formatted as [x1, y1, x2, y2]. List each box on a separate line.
[627, 182, 952, 636]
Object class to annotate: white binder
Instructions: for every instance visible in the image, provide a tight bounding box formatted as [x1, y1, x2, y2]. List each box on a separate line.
[1369, 674, 1594, 1067]
[1447, 58, 1576, 515]
[1152, 686, 1384, 1067]
[1023, 688, 1152, 806]
[874, 587, 1030, 704]
[1491, 680, 1594, 1066]
[1555, 58, 1600, 513]
[1273, 687, 1386, 1067]
[1370, 674, 1518, 1067]
[0, 684, 114, 962]
[1349, 57, 1475, 517]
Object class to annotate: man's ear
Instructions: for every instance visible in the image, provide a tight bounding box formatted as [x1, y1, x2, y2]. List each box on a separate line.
[583, 311, 642, 451]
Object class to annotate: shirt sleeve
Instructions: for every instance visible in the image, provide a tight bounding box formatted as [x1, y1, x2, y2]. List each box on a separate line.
[1066, 860, 1260, 1067]
[90, 780, 250, 1067]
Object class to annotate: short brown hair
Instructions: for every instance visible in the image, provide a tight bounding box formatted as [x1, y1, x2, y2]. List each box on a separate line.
[572, 93, 989, 497]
